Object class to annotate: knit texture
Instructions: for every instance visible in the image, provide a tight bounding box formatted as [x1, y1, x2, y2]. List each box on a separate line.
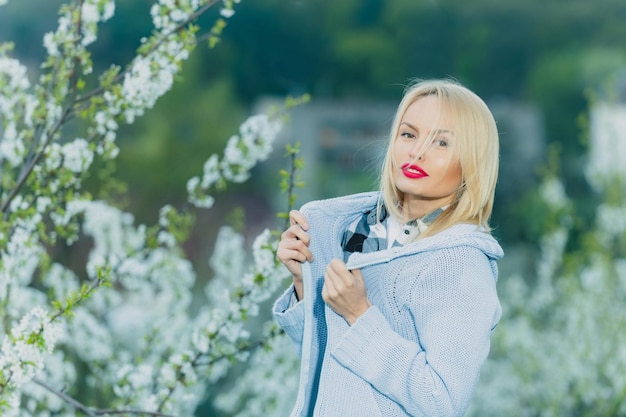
[273, 192, 503, 417]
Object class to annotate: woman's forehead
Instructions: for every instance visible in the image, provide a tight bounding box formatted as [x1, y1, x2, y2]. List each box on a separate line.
[401, 95, 455, 132]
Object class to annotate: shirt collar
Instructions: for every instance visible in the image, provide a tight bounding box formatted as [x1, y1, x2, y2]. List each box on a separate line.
[367, 201, 445, 228]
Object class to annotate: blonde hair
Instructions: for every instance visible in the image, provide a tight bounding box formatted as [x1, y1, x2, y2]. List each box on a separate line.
[379, 78, 499, 239]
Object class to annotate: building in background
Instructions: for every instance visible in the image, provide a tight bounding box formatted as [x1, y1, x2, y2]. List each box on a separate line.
[257, 97, 544, 216]
[490, 99, 545, 200]
[257, 99, 396, 208]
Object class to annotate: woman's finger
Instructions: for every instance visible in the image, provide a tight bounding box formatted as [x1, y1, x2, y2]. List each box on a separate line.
[289, 210, 309, 231]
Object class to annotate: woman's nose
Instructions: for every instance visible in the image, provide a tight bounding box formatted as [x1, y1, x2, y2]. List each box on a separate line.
[409, 141, 426, 160]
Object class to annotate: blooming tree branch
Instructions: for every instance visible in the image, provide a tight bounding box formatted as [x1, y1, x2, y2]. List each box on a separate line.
[0, 0, 309, 415]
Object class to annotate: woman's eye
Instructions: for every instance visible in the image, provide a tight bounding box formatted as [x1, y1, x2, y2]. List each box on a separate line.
[435, 138, 449, 147]
[400, 132, 415, 139]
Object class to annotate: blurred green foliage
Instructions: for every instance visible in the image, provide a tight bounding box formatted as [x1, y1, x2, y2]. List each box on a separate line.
[1, 0, 625, 241]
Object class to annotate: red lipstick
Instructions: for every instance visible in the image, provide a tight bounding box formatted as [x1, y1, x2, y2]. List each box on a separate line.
[401, 163, 428, 179]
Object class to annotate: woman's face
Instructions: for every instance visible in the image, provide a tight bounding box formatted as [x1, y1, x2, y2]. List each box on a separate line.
[392, 94, 462, 219]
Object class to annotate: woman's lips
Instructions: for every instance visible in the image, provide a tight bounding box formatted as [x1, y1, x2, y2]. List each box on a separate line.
[401, 163, 428, 179]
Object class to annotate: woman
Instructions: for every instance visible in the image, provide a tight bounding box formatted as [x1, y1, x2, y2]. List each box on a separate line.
[274, 79, 502, 417]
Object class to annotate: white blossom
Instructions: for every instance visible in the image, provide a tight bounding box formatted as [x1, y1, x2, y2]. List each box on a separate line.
[239, 114, 281, 160]
[0, 307, 63, 395]
[201, 154, 221, 188]
[596, 202, 626, 235]
[157, 230, 177, 248]
[158, 204, 174, 227]
[209, 226, 246, 280]
[94, 110, 118, 135]
[44, 264, 80, 301]
[0, 56, 30, 90]
[12, 307, 63, 352]
[45, 100, 62, 130]
[67, 309, 114, 362]
[0, 121, 26, 166]
[0, 393, 20, 417]
[214, 331, 299, 417]
[79, 0, 116, 46]
[170, 9, 190, 23]
[252, 228, 276, 276]
[191, 328, 210, 354]
[80, 2, 100, 25]
[44, 142, 63, 170]
[43, 32, 59, 57]
[220, 8, 235, 18]
[62, 138, 94, 173]
[0, 221, 44, 298]
[35, 196, 52, 213]
[121, 51, 178, 123]
[188, 194, 215, 208]
[103, 1, 115, 21]
[539, 176, 568, 210]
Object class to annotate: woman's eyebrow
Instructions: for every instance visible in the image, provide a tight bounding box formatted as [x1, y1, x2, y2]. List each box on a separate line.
[400, 122, 453, 136]
[400, 122, 417, 131]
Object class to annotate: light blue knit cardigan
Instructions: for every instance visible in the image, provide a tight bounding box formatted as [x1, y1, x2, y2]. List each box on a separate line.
[273, 192, 503, 417]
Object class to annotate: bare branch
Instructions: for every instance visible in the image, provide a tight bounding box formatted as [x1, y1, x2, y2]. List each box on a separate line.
[32, 378, 98, 417]
[32, 378, 176, 417]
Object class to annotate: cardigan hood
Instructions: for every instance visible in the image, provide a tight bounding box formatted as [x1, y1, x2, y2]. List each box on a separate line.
[304, 192, 503, 269]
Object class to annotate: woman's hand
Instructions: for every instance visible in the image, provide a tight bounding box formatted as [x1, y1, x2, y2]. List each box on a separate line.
[276, 210, 312, 300]
[322, 259, 372, 325]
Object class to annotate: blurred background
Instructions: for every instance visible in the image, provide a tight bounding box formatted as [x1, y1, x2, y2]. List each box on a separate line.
[2, 0, 626, 415]
[3, 0, 624, 243]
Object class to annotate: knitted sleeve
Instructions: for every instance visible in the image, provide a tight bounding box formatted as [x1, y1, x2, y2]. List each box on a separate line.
[273, 284, 306, 357]
[330, 246, 500, 417]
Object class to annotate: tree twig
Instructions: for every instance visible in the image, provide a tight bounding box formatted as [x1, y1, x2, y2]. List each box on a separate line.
[32, 378, 98, 417]
[32, 377, 176, 417]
